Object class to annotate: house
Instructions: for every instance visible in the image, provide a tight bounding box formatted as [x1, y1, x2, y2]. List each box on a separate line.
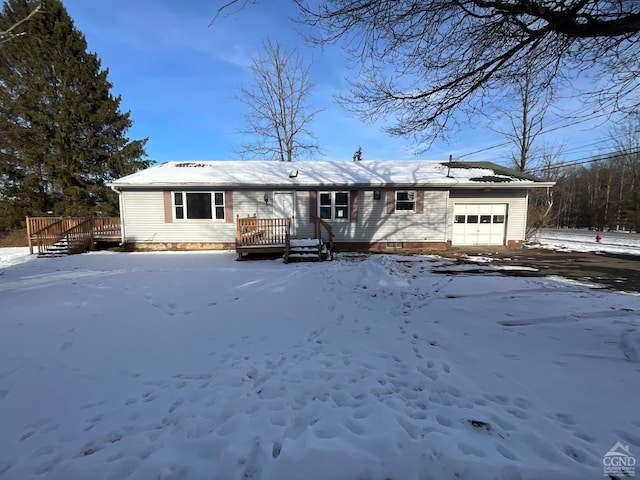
[108, 160, 554, 256]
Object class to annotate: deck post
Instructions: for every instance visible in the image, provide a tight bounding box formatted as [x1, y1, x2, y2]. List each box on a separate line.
[89, 217, 95, 251]
[26, 216, 33, 254]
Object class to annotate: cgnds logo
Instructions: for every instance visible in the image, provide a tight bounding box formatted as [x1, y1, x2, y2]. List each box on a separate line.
[603, 442, 635, 477]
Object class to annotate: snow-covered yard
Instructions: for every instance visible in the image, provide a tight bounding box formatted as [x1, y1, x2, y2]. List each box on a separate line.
[0, 246, 639, 480]
[531, 228, 640, 256]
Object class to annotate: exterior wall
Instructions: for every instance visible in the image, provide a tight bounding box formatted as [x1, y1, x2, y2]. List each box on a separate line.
[447, 189, 528, 245]
[119, 187, 527, 249]
[296, 189, 449, 244]
[121, 189, 309, 246]
[334, 241, 449, 251]
[121, 189, 238, 244]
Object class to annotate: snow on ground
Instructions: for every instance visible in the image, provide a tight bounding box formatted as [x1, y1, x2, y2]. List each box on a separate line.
[530, 228, 640, 256]
[0, 247, 31, 269]
[1, 249, 639, 480]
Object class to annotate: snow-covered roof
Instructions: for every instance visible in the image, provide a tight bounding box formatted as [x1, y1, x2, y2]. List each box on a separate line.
[109, 160, 553, 189]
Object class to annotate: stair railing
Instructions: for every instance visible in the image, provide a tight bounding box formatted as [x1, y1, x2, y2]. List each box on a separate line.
[283, 222, 291, 264]
[63, 217, 95, 254]
[31, 218, 82, 255]
[27, 216, 121, 255]
[311, 214, 335, 260]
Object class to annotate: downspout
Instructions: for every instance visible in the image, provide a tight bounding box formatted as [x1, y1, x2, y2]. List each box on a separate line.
[110, 185, 126, 245]
[443, 189, 450, 247]
[522, 190, 530, 244]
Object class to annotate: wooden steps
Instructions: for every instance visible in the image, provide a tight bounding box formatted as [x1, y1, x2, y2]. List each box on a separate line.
[37, 235, 94, 257]
[285, 238, 331, 263]
[38, 238, 71, 257]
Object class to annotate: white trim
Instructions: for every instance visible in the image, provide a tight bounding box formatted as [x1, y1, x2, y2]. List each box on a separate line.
[172, 191, 226, 221]
[318, 191, 350, 222]
[395, 190, 416, 213]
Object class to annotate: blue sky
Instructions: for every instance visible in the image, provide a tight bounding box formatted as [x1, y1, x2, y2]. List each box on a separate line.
[62, 0, 616, 166]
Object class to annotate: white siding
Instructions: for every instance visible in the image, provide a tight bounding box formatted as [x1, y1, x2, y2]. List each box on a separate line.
[447, 190, 528, 243]
[122, 189, 309, 244]
[121, 190, 236, 243]
[120, 188, 526, 246]
[298, 190, 449, 243]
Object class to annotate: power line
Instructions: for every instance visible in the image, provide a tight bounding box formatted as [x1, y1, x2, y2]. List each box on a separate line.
[538, 147, 640, 171]
[457, 111, 613, 160]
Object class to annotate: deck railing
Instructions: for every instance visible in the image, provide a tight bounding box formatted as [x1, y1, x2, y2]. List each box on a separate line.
[92, 217, 121, 238]
[236, 214, 291, 247]
[26, 216, 121, 254]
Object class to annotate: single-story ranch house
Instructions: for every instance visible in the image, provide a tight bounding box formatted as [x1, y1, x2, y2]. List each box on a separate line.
[108, 160, 554, 253]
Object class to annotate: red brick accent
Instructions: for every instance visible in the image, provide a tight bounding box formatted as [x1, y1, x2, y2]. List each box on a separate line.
[415, 190, 424, 214]
[163, 191, 173, 223]
[386, 190, 395, 214]
[507, 240, 523, 248]
[309, 191, 317, 221]
[333, 241, 449, 252]
[225, 191, 234, 223]
[350, 190, 358, 223]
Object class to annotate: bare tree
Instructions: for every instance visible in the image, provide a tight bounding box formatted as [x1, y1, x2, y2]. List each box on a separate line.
[0, 2, 41, 44]
[525, 143, 564, 239]
[237, 38, 321, 162]
[492, 63, 553, 172]
[216, 1, 639, 148]
[608, 116, 640, 230]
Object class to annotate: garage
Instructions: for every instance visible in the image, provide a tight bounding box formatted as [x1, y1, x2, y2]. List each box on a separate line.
[452, 204, 507, 246]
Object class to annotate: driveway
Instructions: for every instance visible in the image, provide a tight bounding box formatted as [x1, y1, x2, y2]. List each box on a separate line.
[457, 248, 640, 293]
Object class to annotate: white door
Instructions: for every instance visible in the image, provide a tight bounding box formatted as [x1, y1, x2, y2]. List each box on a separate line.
[452, 204, 507, 245]
[273, 192, 296, 236]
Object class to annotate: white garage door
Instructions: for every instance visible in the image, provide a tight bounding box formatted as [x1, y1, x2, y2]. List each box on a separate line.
[452, 204, 507, 246]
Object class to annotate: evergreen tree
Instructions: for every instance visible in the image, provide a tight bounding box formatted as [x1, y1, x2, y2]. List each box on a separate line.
[0, 0, 150, 229]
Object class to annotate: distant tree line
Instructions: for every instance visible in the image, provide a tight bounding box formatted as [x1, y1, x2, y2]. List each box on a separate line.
[530, 119, 640, 233]
[552, 155, 640, 232]
[0, 0, 150, 231]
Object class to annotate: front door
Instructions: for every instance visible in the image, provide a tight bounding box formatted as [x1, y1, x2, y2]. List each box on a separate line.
[273, 192, 296, 236]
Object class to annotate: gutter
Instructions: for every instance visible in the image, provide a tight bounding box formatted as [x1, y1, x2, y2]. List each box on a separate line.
[108, 181, 556, 190]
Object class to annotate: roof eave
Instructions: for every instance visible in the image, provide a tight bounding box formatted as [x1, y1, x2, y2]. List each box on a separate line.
[108, 181, 556, 189]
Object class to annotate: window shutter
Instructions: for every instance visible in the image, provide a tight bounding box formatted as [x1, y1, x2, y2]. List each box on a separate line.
[163, 191, 173, 223]
[309, 191, 317, 221]
[350, 190, 358, 223]
[386, 190, 395, 214]
[225, 191, 234, 223]
[416, 190, 424, 214]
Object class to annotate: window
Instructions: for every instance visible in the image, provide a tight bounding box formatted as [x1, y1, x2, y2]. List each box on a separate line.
[493, 215, 505, 224]
[396, 191, 416, 211]
[467, 215, 479, 223]
[480, 215, 491, 224]
[319, 191, 350, 221]
[173, 192, 224, 220]
[454, 215, 466, 223]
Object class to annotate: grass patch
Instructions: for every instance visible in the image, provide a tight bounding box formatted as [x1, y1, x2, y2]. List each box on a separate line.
[0, 228, 28, 247]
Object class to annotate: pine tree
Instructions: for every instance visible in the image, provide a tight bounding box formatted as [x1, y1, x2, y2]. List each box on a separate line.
[0, 0, 150, 229]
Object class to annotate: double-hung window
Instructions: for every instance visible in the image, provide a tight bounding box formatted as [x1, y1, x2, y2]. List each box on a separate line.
[319, 191, 350, 221]
[395, 190, 416, 212]
[174, 192, 225, 220]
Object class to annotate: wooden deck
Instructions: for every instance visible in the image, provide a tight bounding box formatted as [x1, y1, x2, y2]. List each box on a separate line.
[236, 215, 291, 260]
[236, 214, 334, 262]
[26, 216, 121, 256]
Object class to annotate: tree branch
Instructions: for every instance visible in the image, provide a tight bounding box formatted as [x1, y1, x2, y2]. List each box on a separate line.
[0, 2, 42, 43]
